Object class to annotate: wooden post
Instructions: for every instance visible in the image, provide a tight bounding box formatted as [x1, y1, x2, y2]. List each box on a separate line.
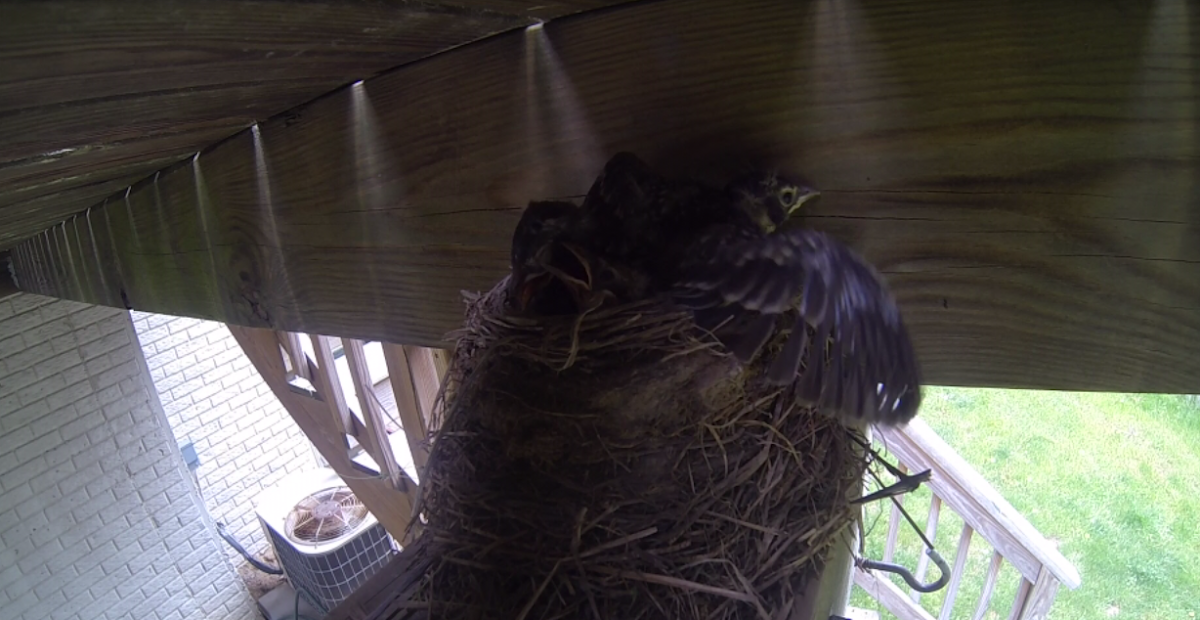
[910, 495, 942, 603]
[405, 346, 443, 425]
[309, 334, 358, 438]
[381, 344, 431, 474]
[342, 338, 405, 489]
[1019, 567, 1062, 620]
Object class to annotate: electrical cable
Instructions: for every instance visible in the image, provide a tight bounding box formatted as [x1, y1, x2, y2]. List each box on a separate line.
[215, 521, 284, 575]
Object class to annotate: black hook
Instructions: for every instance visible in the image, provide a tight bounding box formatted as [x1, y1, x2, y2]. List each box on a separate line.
[857, 548, 951, 594]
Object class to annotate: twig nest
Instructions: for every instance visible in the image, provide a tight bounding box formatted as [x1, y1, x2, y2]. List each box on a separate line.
[393, 277, 867, 620]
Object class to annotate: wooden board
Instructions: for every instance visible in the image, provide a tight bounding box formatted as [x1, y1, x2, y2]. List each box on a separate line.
[0, 0, 533, 247]
[10, 0, 1200, 393]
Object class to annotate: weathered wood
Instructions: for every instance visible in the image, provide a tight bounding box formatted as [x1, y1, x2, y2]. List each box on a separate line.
[277, 331, 311, 381]
[0, 1, 536, 247]
[310, 334, 358, 438]
[429, 349, 450, 384]
[971, 551, 1005, 620]
[910, 494, 942, 603]
[882, 463, 907, 564]
[1006, 578, 1034, 620]
[11, 0, 1200, 392]
[424, 0, 634, 20]
[1019, 567, 1061, 620]
[405, 346, 444, 426]
[875, 420, 1080, 590]
[854, 566, 936, 620]
[228, 324, 415, 540]
[343, 338, 405, 489]
[938, 524, 974, 620]
[381, 343, 431, 474]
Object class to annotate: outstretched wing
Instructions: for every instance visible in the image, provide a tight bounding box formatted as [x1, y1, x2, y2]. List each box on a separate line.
[673, 228, 921, 426]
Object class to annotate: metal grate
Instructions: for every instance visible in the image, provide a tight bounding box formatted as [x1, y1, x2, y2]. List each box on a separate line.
[262, 516, 398, 613]
[286, 486, 368, 544]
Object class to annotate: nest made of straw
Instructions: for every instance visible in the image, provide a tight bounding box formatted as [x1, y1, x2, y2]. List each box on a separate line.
[381, 276, 870, 620]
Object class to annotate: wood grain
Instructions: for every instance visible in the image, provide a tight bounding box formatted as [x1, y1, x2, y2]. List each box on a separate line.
[344, 338, 405, 488]
[311, 334, 357, 437]
[1006, 578, 1034, 620]
[1018, 567, 1061, 620]
[883, 463, 907, 563]
[381, 343, 431, 474]
[938, 524, 974, 620]
[971, 551, 1005, 620]
[11, 0, 1200, 392]
[910, 495, 942, 603]
[0, 1, 533, 247]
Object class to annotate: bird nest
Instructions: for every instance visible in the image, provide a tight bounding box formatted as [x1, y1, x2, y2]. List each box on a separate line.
[383, 277, 869, 620]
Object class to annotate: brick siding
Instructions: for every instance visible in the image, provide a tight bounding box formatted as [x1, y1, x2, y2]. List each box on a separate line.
[0, 294, 256, 620]
[130, 312, 316, 565]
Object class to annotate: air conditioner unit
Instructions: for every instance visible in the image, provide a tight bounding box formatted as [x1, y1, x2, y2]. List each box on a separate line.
[255, 468, 399, 614]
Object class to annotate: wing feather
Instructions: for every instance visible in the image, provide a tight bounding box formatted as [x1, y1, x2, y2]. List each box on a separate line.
[673, 228, 921, 426]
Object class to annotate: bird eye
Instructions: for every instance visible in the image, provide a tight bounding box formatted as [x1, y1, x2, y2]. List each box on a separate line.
[778, 187, 798, 207]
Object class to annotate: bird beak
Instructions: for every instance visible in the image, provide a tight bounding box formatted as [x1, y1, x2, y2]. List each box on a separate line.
[789, 187, 821, 216]
[516, 272, 550, 311]
[511, 243, 594, 313]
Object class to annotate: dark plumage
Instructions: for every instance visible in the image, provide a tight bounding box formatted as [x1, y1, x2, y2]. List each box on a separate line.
[508, 153, 922, 426]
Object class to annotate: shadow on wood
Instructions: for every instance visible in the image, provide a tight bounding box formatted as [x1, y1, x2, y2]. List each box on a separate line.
[10, 0, 1200, 392]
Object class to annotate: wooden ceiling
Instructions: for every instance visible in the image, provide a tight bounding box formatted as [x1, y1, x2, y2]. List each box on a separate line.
[0, 0, 629, 249]
[6, 0, 1200, 393]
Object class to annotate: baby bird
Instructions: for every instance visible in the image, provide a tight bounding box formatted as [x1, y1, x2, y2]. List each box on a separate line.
[507, 153, 922, 427]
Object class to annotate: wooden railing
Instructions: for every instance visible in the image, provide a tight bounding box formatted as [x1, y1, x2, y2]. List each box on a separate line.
[854, 419, 1081, 620]
[228, 325, 446, 543]
[236, 324, 1079, 619]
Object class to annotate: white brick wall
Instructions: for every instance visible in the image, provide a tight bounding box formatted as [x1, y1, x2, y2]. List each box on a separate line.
[0, 294, 257, 620]
[130, 312, 316, 565]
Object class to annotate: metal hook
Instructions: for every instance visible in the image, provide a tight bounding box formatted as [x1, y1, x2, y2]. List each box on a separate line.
[857, 548, 951, 594]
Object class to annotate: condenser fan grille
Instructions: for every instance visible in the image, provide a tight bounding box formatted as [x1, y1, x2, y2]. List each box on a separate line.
[285, 486, 369, 544]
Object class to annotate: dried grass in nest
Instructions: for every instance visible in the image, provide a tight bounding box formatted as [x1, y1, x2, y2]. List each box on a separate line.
[384, 277, 869, 620]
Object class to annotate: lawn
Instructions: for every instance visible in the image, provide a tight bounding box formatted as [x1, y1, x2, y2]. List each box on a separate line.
[849, 388, 1200, 620]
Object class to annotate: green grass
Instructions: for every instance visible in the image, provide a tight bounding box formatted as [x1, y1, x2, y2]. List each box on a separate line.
[849, 388, 1200, 620]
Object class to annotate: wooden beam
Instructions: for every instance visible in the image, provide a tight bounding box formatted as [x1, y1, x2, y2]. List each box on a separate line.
[10, 0, 1200, 393]
[381, 344, 431, 474]
[0, 1, 533, 247]
[227, 325, 416, 540]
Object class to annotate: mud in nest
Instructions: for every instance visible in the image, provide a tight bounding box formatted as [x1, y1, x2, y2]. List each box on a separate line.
[386, 278, 869, 620]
